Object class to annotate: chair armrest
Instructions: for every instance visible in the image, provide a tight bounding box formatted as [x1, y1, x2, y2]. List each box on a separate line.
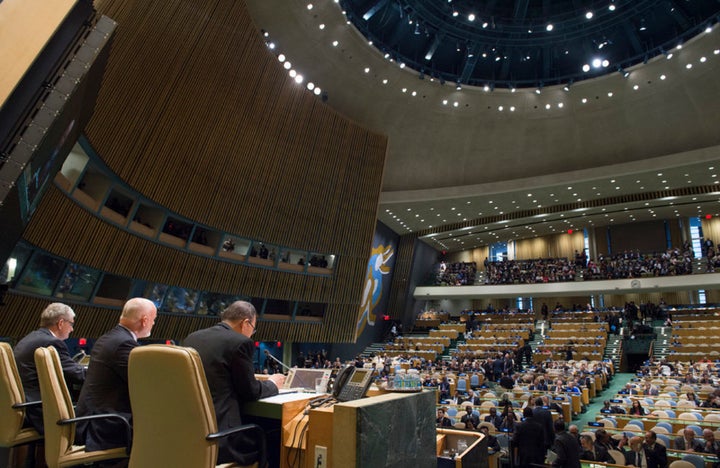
[206, 423, 262, 441]
[59, 413, 132, 455]
[12, 400, 42, 409]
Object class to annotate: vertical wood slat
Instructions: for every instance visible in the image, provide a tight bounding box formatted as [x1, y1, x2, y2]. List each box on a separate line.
[14, 0, 389, 344]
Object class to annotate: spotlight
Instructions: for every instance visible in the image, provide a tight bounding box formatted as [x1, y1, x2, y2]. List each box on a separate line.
[639, 19, 647, 31]
[456, 82, 462, 90]
[546, 24, 554, 32]
[582, 63, 590, 72]
[618, 67, 629, 78]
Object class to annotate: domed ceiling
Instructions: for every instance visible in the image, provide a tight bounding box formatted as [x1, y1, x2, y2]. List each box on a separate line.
[341, 0, 720, 88]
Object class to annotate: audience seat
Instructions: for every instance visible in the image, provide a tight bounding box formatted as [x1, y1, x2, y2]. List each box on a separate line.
[34, 346, 129, 468]
[0, 342, 43, 465]
[682, 454, 706, 468]
[127, 345, 264, 468]
[669, 461, 696, 468]
[608, 449, 625, 465]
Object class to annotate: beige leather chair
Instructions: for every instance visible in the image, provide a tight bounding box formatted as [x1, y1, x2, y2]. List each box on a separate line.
[128, 345, 263, 468]
[34, 346, 129, 468]
[0, 342, 42, 465]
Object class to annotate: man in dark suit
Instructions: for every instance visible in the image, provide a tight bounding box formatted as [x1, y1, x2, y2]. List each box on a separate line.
[644, 431, 668, 468]
[533, 397, 555, 449]
[184, 301, 284, 466]
[623, 436, 648, 467]
[552, 419, 581, 468]
[75, 298, 157, 452]
[511, 407, 546, 468]
[675, 427, 702, 452]
[580, 434, 613, 463]
[14, 303, 86, 433]
[460, 406, 480, 430]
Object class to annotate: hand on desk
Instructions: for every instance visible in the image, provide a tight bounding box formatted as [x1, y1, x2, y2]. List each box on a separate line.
[269, 373, 285, 389]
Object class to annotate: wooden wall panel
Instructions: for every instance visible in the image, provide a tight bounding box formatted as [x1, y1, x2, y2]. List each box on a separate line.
[14, 0, 388, 344]
[514, 233, 585, 260]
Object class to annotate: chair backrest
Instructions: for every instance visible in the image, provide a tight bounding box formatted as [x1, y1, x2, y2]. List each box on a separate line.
[686, 425, 703, 436]
[669, 461, 697, 468]
[653, 426, 670, 434]
[608, 449, 625, 465]
[128, 345, 219, 468]
[704, 413, 720, 422]
[655, 433, 670, 447]
[623, 424, 643, 433]
[0, 342, 32, 446]
[628, 419, 645, 429]
[456, 379, 467, 391]
[34, 346, 76, 468]
[682, 454, 706, 468]
[469, 375, 480, 386]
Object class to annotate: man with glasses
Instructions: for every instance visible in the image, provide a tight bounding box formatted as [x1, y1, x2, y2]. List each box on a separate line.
[14, 302, 86, 433]
[184, 300, 284, 466]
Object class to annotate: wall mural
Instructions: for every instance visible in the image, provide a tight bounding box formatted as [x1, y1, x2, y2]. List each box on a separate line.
[355, 222, 398, 340]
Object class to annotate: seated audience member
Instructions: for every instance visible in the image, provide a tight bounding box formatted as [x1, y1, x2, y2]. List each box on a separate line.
[568, 425, 581, 447]
[629, 400, 646, 416]
[675, 427, 702, 452]
[13, 303, 86, 433]
[479, 424, 502, 453]
[700, 429, 720, 455]
[601, 400, 625, 414]
[594, 429, 619, 452]
[461, 406, 480, 430]
[622, 436, 648, 467]
[580, 434, 613, 463]
[184, 301, 284, 466]
[76, 298, 157, 451]
[499, 407, 517, 432]
[436, 408, 452, 428]
[484, 407, 503, 429]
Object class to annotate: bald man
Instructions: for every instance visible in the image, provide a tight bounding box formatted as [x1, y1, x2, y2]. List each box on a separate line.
[76, 298, 157, 452]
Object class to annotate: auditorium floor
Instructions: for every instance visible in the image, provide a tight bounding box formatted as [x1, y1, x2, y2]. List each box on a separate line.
[572, 372, 636, 429]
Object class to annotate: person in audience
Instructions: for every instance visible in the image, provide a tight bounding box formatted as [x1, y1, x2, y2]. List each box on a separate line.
[76, 298, 157, 452]
[438, 376, 451, 401]
[642, 382, 659, 396]
[568, 425, 581, 447]
[436, 408, 452, 428]
[552, 419, 581, 468]
[675, 427, 702, 452]
[639, 431, 667, 468]
[594, 429, 619, 452]
[700, 429, 720, 455]
[629, 399, 646, 416]
[460, 405, 480, 430]
[484, 406, 503, 429]
[466, 389, 482, 405]
[479, 424, 502, 452]
[499, 407, 517, 432]
[183, 300, 284, 466]
[511, 407, 546, 468]
[13, 302, 86, 434]
[533, 396, 555, 449]
[580, 434, 613, 463]
[622, 436, 648, 467]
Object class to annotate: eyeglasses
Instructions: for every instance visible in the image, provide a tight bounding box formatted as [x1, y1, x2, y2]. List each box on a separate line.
[62, 318, 75, 327]
[246, 319, 257, 335]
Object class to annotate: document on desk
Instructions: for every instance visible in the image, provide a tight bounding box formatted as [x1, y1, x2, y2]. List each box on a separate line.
[261, 392, 320, 404]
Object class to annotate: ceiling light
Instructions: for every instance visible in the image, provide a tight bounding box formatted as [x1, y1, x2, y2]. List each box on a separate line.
[546, 24, 554, 32]
[609, 3, 616, 11]
[586, 11, 593, 19]
[639, 19, 647, 31]
[660, 74, 666, 80]
[582, 64, 590, 72]
[278, 54, 286, 63]
[332, 41, 339, 47]
[686, 63, 693, 69]
[592, 58, 602, 68]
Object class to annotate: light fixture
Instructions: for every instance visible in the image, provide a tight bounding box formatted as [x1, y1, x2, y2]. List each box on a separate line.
[546, 24, 554, 31]
[618, 66, 629, 78]
[585, 11, 593, 19]
[639, 19, 647, 31]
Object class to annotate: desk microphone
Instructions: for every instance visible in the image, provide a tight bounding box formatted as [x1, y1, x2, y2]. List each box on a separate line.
[264, 350, 292, 372]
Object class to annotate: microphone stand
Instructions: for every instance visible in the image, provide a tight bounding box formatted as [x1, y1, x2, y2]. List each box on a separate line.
[265, 351, 292, 373]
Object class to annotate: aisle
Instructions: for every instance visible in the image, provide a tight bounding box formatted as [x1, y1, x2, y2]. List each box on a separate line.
[572, 372, 636, 429]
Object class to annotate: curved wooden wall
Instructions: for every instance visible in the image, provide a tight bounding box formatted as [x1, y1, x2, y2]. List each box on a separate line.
[13, 0, 387, 343]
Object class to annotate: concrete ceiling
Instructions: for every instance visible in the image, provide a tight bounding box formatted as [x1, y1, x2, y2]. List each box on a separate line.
[244, 0, 720, 251]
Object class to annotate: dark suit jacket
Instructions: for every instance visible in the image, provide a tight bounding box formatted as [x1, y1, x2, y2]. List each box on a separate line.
[553, 431, 582, 468]
[75, 325, 137, 451]
[644, 442, 668, 468]
[581, 446, 613, 463]
[511, 416, 546, 468]
[533, 406, 556, 449]
[674, 437, 702, 452]
[183, 322, 278, 465]
[14, 328, 86, 434]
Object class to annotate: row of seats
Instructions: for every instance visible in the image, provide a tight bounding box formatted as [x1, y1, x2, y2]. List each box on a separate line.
[1, 342, 259, 468]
